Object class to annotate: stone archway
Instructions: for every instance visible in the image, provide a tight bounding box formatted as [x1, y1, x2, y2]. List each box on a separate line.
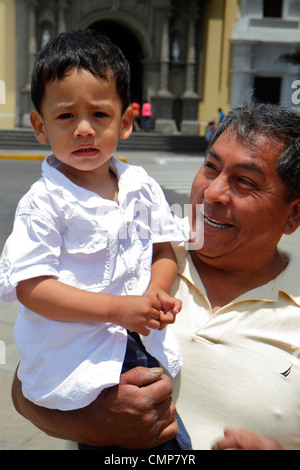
[88, 20, 144, 105]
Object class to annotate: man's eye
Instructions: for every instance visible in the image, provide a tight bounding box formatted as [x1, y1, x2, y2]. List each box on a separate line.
[204, 161, 218, 173]
[237, 178, 257, 188]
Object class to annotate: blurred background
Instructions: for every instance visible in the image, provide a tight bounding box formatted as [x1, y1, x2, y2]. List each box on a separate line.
[0, 0, 300, 143]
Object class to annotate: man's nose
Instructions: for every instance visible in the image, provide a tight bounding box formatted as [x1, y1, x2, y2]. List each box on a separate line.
[204, 174, 231, 205]
[74, 119, 95, 138]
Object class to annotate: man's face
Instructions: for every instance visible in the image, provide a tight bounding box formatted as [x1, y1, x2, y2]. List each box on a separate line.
[189, 129, 297, 265]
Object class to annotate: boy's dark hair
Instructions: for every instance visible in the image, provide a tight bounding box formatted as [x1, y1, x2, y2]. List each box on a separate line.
[211, 95, 300, 202]
[31, 29, 131, 114]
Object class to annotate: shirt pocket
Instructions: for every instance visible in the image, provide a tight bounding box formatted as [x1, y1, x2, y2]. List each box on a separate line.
[60, 228, 111, 288]
[62, 228, 108, 254]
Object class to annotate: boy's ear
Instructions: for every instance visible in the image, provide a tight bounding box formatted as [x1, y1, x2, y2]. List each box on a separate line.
[284, 199, 300, 235]
[119, 107, 134, 140]
[30, 111, 48, 144]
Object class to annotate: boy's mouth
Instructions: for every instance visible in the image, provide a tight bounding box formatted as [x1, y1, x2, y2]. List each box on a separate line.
[73, 146, 98, 157]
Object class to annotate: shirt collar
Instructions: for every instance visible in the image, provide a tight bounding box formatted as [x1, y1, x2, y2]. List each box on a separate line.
[175, 243, 300, 307]
[42, 154, 143, 208]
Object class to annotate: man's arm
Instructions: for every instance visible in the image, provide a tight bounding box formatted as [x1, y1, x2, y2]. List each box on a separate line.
[11, 365, 178, 449]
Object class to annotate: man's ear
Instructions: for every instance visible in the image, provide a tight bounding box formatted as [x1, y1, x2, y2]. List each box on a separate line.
[30, 111, 48, 144]
[284, 199, 300, 235]
[119, 107, 134, 140]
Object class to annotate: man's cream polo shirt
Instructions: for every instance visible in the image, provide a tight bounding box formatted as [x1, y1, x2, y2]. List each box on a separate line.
[170, 244, 300, 450]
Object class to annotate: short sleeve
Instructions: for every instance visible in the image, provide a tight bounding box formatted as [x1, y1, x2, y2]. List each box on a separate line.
[145, 176, 185, 244]
[0, 212, 61, 302]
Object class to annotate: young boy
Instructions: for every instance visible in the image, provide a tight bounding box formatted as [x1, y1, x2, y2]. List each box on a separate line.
[0, 30, 191, 450]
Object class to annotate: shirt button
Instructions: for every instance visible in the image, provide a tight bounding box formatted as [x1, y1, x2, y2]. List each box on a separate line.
[112, 353, 122, 362]
[127, 281, 134, 290]
[0, 258, 10, 273]
[78, 239, 86, 248]
[1, 259, 10, 272]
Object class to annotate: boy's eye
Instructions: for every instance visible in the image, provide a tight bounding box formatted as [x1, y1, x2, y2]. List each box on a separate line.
[94, 112, 108, 118]
[58, 113, 73, 120]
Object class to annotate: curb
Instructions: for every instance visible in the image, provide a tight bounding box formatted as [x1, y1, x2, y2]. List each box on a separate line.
[0, 154, 46, 160]
[0, 154, 127, 163]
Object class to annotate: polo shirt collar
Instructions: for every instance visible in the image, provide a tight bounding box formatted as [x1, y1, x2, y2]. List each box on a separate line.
[176, 243, 300, 307]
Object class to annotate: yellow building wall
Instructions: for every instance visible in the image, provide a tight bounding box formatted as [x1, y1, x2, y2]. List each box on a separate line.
[0, 0, 16, 128]
[199, 0, 240, 136]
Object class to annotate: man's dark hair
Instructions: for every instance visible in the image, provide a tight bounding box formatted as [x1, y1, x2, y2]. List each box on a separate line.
[31, 29, 131, 114]
[211, 96, 300, 201]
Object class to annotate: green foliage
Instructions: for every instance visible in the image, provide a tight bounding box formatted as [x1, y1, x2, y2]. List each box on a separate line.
[280, 48, 300, 65]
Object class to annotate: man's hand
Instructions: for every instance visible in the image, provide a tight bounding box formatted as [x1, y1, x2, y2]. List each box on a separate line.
[212, 429, 284, 450]
[12, 365, 178, 448]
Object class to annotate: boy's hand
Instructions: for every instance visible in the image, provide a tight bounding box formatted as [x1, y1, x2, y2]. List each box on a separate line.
[115, 295, 162, 336]
[145, 289, 182, 330]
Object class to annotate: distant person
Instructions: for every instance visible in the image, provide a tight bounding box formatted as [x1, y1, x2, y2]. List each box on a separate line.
[218, 108, 225, 123]
[0, 30, 191, 451]
[131, 101, 140, 131]
[205, 121, 215, 143]
[141, 100, 152, 131]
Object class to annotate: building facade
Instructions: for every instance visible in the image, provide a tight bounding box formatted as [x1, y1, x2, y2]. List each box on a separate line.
[0, 0, 299, 134]
[14, 0, 206, 134]
[231, 0, 300, 108]
[0, 0, 16, 129]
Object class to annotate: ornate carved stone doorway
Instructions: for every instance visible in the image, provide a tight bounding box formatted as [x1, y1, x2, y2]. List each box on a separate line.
[88, 20, 144, 105]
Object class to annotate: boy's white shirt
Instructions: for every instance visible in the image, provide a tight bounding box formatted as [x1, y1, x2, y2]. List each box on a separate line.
[0, 155, 184, 410]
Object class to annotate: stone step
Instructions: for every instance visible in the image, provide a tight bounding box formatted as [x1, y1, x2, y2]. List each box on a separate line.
[0, 129, 207, 153]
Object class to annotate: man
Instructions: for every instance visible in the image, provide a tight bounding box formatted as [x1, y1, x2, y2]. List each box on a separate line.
[11, 99, 300, 449]
[168, 99, 300, 449]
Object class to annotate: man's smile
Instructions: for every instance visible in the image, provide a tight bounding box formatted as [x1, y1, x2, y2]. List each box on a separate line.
[203, 214, 233, 230]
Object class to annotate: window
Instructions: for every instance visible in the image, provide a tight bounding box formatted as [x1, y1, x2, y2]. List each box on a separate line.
[263, 0, 283, 18]
[253, 77, 282, 104]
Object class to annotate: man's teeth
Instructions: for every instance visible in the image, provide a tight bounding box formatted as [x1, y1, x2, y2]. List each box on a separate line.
[204, 215, 230, 229]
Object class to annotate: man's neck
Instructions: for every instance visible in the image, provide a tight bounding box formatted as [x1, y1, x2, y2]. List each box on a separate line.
[190, 249, 288, 313]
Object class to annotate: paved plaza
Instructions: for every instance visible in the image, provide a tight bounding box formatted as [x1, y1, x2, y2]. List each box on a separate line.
[1, 150, 300, 450]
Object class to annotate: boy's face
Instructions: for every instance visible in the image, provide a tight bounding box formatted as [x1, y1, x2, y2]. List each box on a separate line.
[30, 68, 133, 176]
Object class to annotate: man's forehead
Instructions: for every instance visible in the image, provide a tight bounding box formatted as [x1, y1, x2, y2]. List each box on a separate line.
[212, 129, 285, 160]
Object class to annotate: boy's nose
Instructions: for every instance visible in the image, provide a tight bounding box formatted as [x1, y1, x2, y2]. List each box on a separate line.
[74, 119, 95, 138]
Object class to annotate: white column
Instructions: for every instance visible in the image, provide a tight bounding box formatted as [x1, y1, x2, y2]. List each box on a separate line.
[182, 3, 199, 98]
[57, 0, 69, 34]
[158, 8, 172, 97]
[26, 0, 38, 88]
[231, 41, 256, 107]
